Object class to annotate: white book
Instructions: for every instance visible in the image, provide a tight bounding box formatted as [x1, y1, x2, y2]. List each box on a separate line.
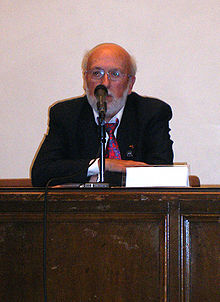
[126, 165, 189, 187]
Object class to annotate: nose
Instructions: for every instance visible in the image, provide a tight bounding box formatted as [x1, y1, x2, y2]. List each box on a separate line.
[101, 72, 110, 88]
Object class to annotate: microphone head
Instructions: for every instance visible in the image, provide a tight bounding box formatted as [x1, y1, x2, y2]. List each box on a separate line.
[94, 85, 108, 98]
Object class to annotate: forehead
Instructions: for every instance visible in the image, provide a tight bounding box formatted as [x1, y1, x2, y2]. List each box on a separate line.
[87, 46, 129, 71]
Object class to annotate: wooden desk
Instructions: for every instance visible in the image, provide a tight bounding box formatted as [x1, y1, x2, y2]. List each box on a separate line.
[0, 188, 219, 302]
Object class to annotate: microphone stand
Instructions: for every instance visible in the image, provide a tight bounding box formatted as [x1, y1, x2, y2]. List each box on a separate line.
[93, 103, 109, 188]
[84, 113, 109, 188]
[98, 114, 106, 183]
[95, 96, 109, 188]
[84, 85, 109, 188]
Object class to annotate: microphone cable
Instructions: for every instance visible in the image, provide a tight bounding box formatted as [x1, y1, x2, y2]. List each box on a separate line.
[42, 152, 100, 302]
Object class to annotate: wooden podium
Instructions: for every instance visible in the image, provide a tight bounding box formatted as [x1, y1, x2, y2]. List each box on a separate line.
[0, 187, 219, 301]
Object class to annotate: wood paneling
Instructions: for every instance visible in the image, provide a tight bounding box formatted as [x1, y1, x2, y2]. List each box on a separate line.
[0, 188, 219, 301]
[181, 215, 220, 302]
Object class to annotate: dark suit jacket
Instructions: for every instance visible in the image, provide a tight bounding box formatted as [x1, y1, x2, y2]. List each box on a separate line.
[31, 92, 173, 186]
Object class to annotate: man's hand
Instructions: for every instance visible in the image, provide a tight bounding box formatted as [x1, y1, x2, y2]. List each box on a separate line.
[105, 159, 148, 173]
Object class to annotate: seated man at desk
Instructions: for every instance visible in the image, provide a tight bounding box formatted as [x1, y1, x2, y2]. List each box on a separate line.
[31, 43, 173, 186]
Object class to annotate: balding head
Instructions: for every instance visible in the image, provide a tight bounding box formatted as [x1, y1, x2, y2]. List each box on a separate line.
[82, 43, 137, 76]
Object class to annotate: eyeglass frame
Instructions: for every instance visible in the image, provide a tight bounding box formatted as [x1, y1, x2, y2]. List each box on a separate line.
[84, 68, 133, 82]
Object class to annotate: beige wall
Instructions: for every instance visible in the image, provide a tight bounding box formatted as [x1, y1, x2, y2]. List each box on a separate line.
[1, 0, 219, 184]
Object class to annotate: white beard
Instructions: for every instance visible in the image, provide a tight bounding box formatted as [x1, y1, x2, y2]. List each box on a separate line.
[86, 86, 129, 121]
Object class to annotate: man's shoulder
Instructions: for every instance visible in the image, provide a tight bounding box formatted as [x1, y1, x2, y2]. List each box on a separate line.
[48, 95, 92, 124]
[127, 92, 172, 121]
[50, 95, 87, 112]
[128, 92, 170, 109]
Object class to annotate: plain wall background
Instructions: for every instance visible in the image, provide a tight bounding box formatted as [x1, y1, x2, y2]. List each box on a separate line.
[1, 0, 219, 184]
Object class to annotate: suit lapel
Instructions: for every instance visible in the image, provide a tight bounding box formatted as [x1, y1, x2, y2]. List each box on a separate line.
[77, 101, 100, 158]
[117, 97, 139, 160]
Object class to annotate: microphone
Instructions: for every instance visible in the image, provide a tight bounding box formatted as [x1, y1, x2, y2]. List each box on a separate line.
[94, 85, 107, 120]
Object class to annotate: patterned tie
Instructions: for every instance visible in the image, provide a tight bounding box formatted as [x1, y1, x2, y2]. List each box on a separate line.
[105, 118, 121, 159]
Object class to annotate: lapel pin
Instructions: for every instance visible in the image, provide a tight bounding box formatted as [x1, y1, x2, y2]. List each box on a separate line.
[126, 145, 134, 158]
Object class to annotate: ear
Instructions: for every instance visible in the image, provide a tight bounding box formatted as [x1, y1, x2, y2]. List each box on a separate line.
[128, 76, 136, 95]
[82, 72, 87, 91]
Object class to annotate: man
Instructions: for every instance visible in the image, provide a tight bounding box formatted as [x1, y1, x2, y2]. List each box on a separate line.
[31, 43, 173, 186]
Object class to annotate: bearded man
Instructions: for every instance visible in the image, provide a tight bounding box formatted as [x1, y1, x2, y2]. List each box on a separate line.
[31, 43, 173, 186]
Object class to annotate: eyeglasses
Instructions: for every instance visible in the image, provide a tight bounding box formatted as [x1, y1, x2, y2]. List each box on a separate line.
[85, 68, 131, 81]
